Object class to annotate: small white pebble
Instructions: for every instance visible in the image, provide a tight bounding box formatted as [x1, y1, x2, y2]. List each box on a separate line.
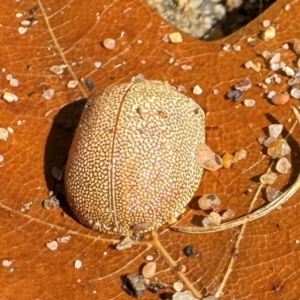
[262, 20, 271, 27]
[18, 27, 27, 34]
[114, 63, 123, 69]
[16, 12, 23, 18]
[275, 77, 281, 84]
[2, 260, 12, 267]
[173, 290, 197, 300]
[222, 43, 230, 51]
[233, 44, 241, 51]
[267, 91, 276, 99]
[50, 65, 67, 75]
[258, 83, 267, 89]
[94, 61, 102, 69]
[131, 73, 145, 82]
[269, 124, 283, 138]
[264, 77, 271, 84]
[0, 128, 9, 141]
[77, 279, 81, 283]
[285, 4, 290, 11]
[270, 52, 281, 64]
[222, 208, 235, 220]
[67, 80, 78, 89]
[244, 99, 256, 107]
[103, 252, 107, 256]
[193, 85, 202, 95]
[137, 39, 143, 44]
[295, 240, 300, 244]
[169, 57, 175, 64]
[290, 88, 300, 99]
[262, 50, 271, 59]
[0, 155, 4, 163]
[173, 282, 184, 292]
[247, 37, 256, 44]
[146, 255, 153, 261]
[244, 61, 253, 69]
[6, 74, 13, 80]
[21, 20, 31, 26]
[282, 43, 289, 49]
[3, 92, 18, 102]
[181, 65, 192, 70]
[74, 260, 82, 269]
[103, 38, 116, 49]
[213, 89, 219, 95]
[270, 63, 280, 71]
[7, 127, 13, 133]
[57, 236, 71, 243]
[283, 65, 295, 76]
[177, 85, 186, 92]
[42, 88, 55, 100]
[17, 120, 22, 126]
[46, 241, 58, 251]
[10, 78, 19, 87]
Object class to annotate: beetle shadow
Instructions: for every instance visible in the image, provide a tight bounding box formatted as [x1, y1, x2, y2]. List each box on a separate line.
[44, 98, 87, 216]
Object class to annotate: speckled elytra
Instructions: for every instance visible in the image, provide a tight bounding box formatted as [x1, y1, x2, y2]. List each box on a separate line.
[65, 80, 205, 235]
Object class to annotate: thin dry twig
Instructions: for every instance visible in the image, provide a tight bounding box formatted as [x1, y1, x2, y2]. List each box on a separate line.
[172, 106, 300, 234]
[150, 231, 203, 299]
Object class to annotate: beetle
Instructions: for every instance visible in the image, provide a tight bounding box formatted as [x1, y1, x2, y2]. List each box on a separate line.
[65, 80, 205, 236]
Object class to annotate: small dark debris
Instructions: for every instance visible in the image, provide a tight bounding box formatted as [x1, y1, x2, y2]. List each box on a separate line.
[29, 6, 38, 14]
[226, 90, 242, 101]
[41, 195, 60, 210]
[272, 284, 280, 292]
[194, 108, 200, 115]
[27, 17, 38, 25]
[234, 78, 252, 91]
[85, 79, 94, 91]
[130, 222, 152, 232]
[232, 247, 238, 258]
[123, 274, 147, 298]
[183, 245, 194, 257]
[136, 107, 145, 120]
[207, 194, 216, 200]
[157, 110, 168, 118]
[26, 64, 32, 70]
[61, 211, 68, 218]
[27, 91, 34, 97]
[51, 166, 62, 181]
[147, 280, 169, 293]
[215, 154, 222, 166]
